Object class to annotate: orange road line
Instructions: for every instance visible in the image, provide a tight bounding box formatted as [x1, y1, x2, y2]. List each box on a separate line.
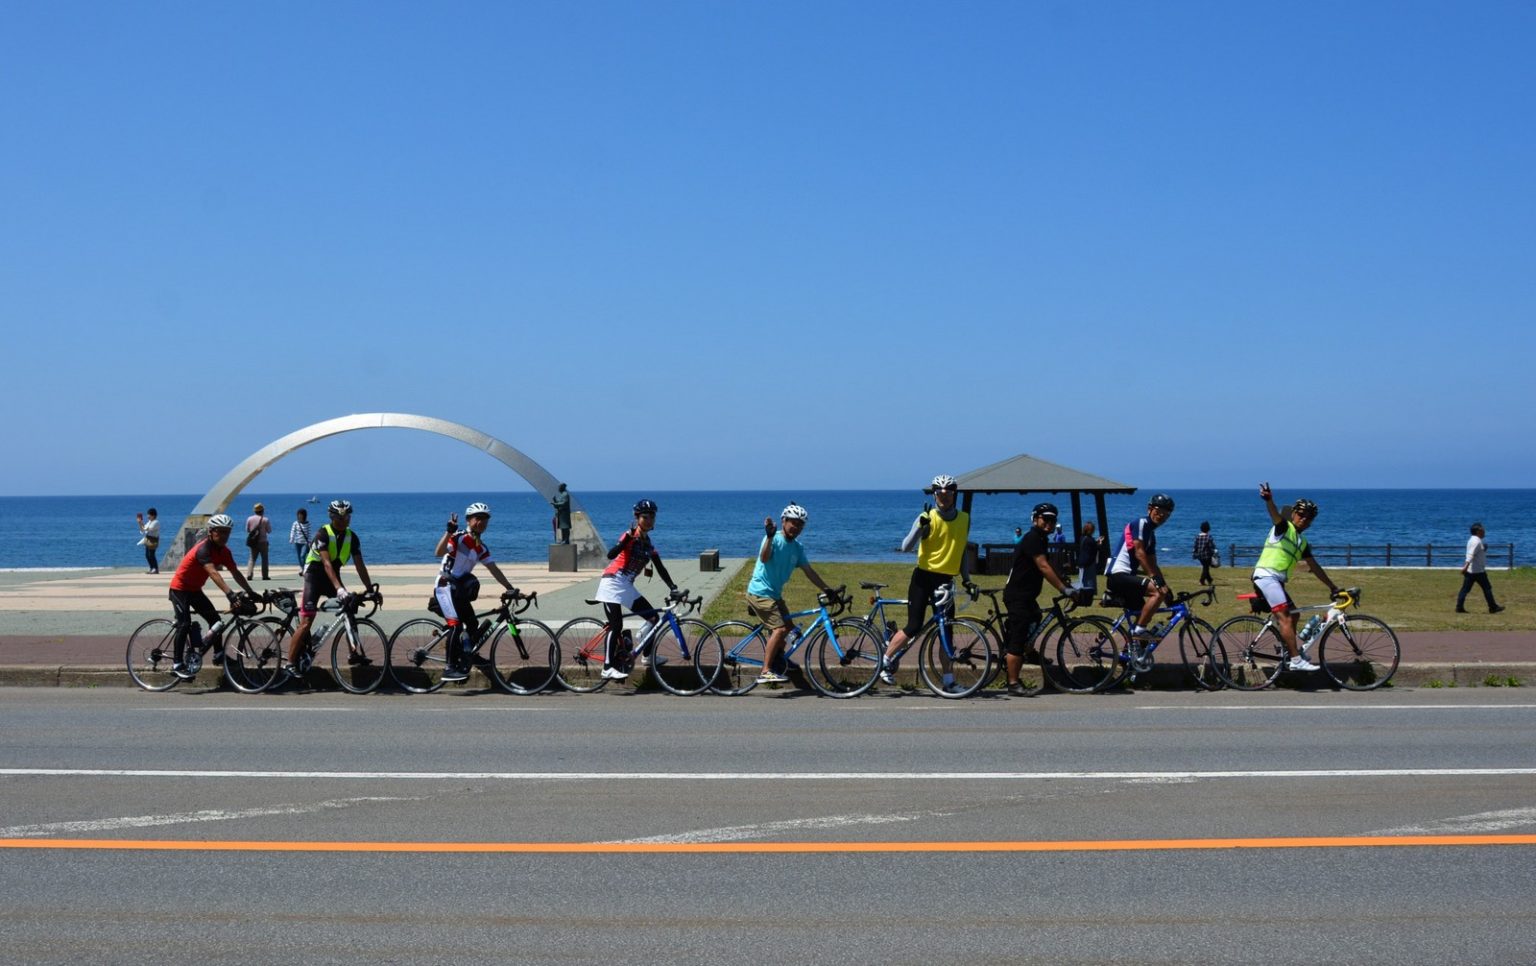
[3, 834, 1536, 854]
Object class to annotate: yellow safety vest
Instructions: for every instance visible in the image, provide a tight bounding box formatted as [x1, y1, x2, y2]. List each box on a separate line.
[917, 509, 970, 576]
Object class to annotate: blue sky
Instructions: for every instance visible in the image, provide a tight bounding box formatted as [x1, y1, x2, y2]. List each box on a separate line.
[3, 1, 1532, 496]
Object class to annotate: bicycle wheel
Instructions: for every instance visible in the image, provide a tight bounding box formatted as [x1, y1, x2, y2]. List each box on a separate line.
[1052, 617, 1125, 693]
[647, 618, 719, 696]
[126, 618, 180, 691]
[330, 618, 389, 694]
[1177, 616, 1225, 691]
[1318, 614, 1400, 691]
[227, 619, 284, 693]
[1212, 615, 1284, 690]
[387, 617, 451, 694]
[555, 617, 610, 693]
[708, 620, 766, 695]
[802, 618, 883, 697]
[917, 618, 993, 698]
[489, 618, 560, 695]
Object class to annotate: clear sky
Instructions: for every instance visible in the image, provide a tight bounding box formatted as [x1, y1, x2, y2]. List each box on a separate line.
[3, 1, 1532, 497]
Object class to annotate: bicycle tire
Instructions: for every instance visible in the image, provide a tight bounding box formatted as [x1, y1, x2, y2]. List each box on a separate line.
[126, 618, 180, 691]
[488, 617, 560, 695]
[647, 618, 719, 696]
[330, 618, 389, 694]
[226, 619, 285, 693]
[918, 618, 993, 698]
[708, 620, 766, 695]
[1212, 614, 1285, 690]
[387, 617, 451, 694]
[555, 617, 610, 693]
[802, 618, 882, 697]
[1052, 616, 1125, 693]
[991, 613, 1052, 696]
[1318, 614, 1400, 691]
[1177, 616, 1225, 691]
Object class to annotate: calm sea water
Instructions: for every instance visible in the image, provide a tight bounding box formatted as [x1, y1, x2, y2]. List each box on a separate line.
[0, 489, 1530, 570]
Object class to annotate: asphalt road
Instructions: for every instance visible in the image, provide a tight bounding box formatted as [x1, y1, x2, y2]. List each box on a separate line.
[3, 688, 1536, 964]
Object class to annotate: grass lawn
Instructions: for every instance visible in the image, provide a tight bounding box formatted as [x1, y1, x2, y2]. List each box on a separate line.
[704, 560, 1535, 633]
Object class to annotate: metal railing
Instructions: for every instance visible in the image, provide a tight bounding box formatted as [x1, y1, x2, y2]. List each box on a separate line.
[1221, 543, 1516, 570]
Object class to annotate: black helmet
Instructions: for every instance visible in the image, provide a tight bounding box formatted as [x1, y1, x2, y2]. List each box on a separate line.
[1292, 498, 1318, 519]
[633, 499, 658, 515]
[1032, 502, 1059, 518]
[1148, 493, 1175, 512]
[328, 499, 353, 516]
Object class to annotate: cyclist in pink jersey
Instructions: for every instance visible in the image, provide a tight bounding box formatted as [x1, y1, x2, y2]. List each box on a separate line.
[594, 499, 677, 680]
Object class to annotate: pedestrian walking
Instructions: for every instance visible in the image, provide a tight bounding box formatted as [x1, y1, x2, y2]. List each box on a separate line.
[1457, 523, 1505, 614]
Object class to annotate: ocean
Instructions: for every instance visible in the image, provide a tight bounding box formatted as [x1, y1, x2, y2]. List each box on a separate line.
[1, 489, 1530, 570]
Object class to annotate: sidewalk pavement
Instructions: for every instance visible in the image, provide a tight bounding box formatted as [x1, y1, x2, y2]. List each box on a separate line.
[0, 564, 1529, 689]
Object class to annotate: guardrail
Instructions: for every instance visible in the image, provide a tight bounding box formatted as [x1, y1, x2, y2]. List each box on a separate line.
[1221, 543, 1516, 570]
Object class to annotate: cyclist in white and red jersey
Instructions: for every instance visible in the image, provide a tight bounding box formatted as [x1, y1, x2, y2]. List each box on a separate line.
[434, 502, 517, 682]
[595, 499, 678, 681]
[167, 514, 258, 679]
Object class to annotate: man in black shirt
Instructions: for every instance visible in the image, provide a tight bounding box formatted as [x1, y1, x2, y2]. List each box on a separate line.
[1003, 503, 1075, 696]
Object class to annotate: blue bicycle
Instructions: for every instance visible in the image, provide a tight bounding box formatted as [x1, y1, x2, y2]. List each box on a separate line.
[703, 586, 884, 697]
[855, 581, 996, 698]
[1053, 585, 1219, 692]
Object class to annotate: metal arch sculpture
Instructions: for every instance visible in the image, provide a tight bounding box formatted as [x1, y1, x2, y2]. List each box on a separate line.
[167, 413, 605, 567]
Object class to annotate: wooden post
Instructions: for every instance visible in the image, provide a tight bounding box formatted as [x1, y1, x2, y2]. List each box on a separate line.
[1426, 544, 1432, 566]
[1386, 544, 1392, 566]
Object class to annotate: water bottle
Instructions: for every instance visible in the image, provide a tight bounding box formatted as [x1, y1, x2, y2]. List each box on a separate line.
[1147, 622, 1166, 639]
[1300, 615, 1322, 643]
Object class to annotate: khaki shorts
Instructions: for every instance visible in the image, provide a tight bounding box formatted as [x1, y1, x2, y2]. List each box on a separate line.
[745, 594, 791, 630]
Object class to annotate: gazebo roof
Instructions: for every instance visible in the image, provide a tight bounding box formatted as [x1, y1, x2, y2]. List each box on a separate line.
[954, 453, 1134, 495]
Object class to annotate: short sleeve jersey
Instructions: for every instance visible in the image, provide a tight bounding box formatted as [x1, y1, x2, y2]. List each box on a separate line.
[747, 533, 809, 599]
[440, 531, 493, 579]
[1005, 528, 1052, 601]
[603, 531, 660, 579]
[1108, 518, 1157, 576]
[169, 538, 238, 592]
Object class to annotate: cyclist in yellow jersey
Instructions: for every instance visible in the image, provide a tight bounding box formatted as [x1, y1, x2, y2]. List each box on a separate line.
[1253, 482, 1341, 673]
[879, 474, 976, 686]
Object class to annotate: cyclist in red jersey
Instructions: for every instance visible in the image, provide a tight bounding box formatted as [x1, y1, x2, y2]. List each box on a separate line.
[434, 502, 518, 682]
[167, 513, 258, 679]
[595, 499, 677, 680]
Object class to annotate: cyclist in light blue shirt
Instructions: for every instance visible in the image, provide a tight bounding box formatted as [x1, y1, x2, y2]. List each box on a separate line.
[746, 502, 837, 685]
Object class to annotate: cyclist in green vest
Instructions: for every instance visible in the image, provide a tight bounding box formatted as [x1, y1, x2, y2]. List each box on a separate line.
[1252, 482, 1341, 673]
[284, 498, 374, 677]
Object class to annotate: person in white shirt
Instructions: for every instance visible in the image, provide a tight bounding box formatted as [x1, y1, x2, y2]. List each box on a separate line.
[1457, 523, 1505, 614]
[136, 508, 161, 574]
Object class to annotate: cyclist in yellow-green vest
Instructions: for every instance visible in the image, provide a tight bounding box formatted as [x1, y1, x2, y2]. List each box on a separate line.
[284, 498, 374, 677]
[1252, 482, 1341, 674]
[879, 474, 976, 687]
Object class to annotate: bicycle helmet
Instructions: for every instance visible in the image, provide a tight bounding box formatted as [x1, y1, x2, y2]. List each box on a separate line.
[1032, 502, 1059, 519]
[465, 502, 491, 519]
[931, 474, 958, 490]
[781, 503, 808, 522]
[1292, 498, 1318, 519]
[206, 514, 234, 531]
[633, 499, 658, 515]
[1147, 493, 1176, 512]
[328, 499, 353, 515]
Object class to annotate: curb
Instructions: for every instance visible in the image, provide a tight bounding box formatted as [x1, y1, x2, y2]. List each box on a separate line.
[2, 663, 1533, 691]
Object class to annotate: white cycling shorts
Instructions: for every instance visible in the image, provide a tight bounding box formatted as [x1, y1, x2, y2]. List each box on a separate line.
[1253, 573, 1293, 613]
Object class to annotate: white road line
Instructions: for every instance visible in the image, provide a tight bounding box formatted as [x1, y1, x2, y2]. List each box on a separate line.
[1130, 703, 1536, 712]
[133, 707, 568, 712]
[5, 767, 1536, 781]
[1368, 808, 1536, 836]
[609, 807, 956, 844]
[0, 795, 420, 838]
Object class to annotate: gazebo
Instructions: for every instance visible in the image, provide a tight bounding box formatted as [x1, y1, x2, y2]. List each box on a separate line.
[950, 454, 1136, 575]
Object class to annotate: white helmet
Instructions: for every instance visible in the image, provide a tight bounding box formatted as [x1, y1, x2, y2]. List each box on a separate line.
[465, 502, 491, 519]
[931, 474, 958, 490]
[207, 514, 234, 531]
[781, 503, 808, 522]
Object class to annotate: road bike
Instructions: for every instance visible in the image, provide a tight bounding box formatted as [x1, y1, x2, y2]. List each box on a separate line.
[555, 589, 721, 695]
[1211, 587, 1399, 691]
[705, 586, 884, 697]
[1053, 586, 1219, 693]
[386, 588, 557, 695]
[126, 591, 265, 692]
[967, 586, 1102, 695]
[230, 585, 389, 694]
[856, 581, 995, 698]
